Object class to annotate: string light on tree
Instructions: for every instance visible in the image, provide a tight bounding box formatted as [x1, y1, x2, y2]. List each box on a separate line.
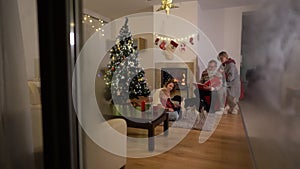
[103, 17, 150, 103]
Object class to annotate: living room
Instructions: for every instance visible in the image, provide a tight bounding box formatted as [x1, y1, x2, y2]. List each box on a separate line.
[1, 0, 300, 169]
[85, 1, 255, 166]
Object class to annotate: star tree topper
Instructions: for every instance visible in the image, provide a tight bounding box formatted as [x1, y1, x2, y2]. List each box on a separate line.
[156, 0, 179, 15]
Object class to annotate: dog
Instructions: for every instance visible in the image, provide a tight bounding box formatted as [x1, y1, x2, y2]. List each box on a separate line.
[184, 97, 207, 112]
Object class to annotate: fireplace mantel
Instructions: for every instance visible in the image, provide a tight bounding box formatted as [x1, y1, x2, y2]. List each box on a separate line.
[155, 61, 197, 98]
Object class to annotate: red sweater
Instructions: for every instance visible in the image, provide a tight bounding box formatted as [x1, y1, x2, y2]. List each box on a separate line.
[161, 98, 176, 109]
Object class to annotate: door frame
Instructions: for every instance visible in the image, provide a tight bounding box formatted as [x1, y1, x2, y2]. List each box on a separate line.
[37, 0, 82, 169]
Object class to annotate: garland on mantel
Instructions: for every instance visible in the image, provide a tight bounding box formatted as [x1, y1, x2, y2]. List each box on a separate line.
[154, 33, 199, 52]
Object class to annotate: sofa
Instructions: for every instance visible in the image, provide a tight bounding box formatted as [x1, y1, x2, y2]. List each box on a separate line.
[81, 119, 127, 169]
[28, 81, 127, 169]
[27, 81, 43, 169]
[28, 81, 43, 152]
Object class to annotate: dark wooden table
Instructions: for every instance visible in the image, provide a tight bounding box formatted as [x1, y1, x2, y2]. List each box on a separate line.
[102, 105, 169, 151]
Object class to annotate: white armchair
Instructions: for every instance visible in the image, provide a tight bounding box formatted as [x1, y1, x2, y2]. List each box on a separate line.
[27, 81, 43, 151]
[82, 118, 127, 169]
[28, 81, 43, 169]
[84, 74, 127, 169]
[28, 80, 127, 169]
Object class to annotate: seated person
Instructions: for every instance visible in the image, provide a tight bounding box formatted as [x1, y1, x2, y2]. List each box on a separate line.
[193, 59, 222, 112]
[159, 80, 181, 121]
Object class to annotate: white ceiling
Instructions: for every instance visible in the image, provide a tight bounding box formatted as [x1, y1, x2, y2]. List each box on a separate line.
[83, 0, 257, 20]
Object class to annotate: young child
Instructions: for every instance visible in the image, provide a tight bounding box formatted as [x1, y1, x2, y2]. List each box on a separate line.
[218, 51, 241, 114]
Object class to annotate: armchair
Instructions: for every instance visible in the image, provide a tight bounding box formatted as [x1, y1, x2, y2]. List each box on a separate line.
[82, 118, 127, 169]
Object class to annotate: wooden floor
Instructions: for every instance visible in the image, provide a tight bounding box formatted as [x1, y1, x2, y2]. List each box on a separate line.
[126, 114, 253, 169]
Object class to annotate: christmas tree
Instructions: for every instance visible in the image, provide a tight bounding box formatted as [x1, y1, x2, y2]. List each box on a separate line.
[103, 18, 150, 104]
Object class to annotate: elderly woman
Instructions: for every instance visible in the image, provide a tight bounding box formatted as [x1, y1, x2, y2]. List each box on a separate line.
[159, 80, 180, 121]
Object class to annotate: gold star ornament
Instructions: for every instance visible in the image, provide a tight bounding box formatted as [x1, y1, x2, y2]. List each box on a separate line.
[156, 0, 179, 15]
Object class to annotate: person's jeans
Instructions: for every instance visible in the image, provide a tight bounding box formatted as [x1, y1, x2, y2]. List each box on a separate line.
[166, 111, 179, 121]
[227, 95, 239, 112]
[195, 89, 218, 112]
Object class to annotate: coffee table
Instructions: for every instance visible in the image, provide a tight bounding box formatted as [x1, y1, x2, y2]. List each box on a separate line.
[102, 105, 169, 151]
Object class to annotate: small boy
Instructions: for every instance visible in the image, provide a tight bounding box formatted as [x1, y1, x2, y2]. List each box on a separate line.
[218, 51, 241, 114]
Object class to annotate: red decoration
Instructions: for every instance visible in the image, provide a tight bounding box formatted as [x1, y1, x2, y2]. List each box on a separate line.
[189, 37, 194, 45]
[141, 100, 146, 112]
[159, 40, 167, 50]
[111, 67, 115, 71]
[170, 40, 178, 49]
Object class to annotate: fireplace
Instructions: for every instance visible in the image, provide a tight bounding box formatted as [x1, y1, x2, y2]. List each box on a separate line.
[155, 62, 195, 98]
[161, 68, 188, 89]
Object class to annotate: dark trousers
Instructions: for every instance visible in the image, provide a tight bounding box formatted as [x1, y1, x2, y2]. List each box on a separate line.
[194, 89, 218, 112]
[183, 89, 209, 112]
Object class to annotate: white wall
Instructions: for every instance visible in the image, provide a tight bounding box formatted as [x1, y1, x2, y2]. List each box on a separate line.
[153, 1, 256, 72]
[153, 1, 212, 78]
[224, 5, 257, 71]
[18, 0, 39, 80]
[198, 7, 225, 53]
[198, 4, 257, 71]
[154, 1, 199, 26]
[199, 5, 256, 83]
[223, 7, 243, 70]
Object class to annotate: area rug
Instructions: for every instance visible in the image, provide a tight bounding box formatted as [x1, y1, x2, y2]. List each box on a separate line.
[171, 107, 207, 130]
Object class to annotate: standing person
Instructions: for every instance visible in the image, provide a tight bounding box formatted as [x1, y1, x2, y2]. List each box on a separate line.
[218, 51, 241, 114]
[194, 60, 222, 112]
[159, 80, 180, 121]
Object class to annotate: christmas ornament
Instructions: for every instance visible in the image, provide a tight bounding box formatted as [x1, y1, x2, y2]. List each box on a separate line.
[159, 40, 167, 50]
[141, 100, 146, 112]
[156, 0, 179, 15]
[164, 40, 178, 60]
[154, 37, 160, 45]
[169, 40, 178, 50]
[129, 61, 134, 66]
[189, 37, 194, 45]
[180, 43, 186, 52]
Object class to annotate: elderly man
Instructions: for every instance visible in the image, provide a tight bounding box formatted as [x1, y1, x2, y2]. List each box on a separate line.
[199, 60, 222, 112]
[199, 60, 220, 88]
[193, 60, 222, 113]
